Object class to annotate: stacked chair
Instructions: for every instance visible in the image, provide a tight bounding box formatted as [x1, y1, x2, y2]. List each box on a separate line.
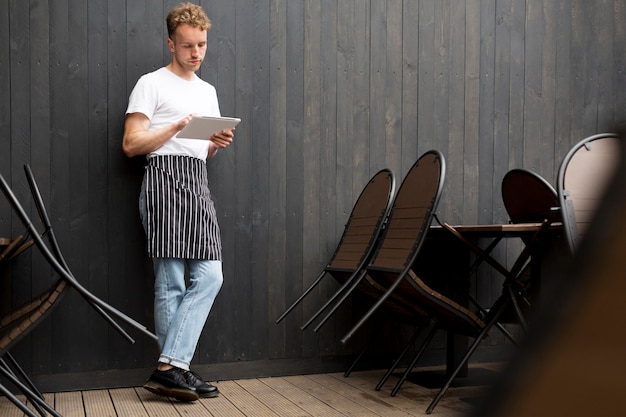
[0, 165, 157, 417]
[309, 150, 447, 335]
[277, 150, 452, 391]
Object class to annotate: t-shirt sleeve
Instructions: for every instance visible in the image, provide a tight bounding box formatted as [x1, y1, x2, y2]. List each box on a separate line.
[126, 75, 157, 120]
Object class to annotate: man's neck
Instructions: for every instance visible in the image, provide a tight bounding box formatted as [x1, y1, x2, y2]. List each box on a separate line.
[165, 62, 196, 81]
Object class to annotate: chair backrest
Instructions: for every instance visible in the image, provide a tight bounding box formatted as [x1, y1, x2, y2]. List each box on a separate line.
[368, 150, 445, 273]
[557, 133, 621, 254]
[326, 168, 395, 272]
[502, 169, 559, 224]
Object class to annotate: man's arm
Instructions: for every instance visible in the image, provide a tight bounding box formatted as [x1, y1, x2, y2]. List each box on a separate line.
[122, 112, 192, 157]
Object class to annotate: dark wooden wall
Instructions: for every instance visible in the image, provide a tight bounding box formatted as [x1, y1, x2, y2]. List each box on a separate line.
[1, 0, 625, 389]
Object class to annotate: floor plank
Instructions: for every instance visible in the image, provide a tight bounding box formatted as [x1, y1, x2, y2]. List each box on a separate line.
[0, 393, 28, 417]
[194, 388, 247, 417]
[236, 378, 312, 417]
[55, 391, 85, 417]
[216, 380, 280, 417]
[261, 376, 339, 417]
[109, 388, 148, 417]
[83, 389, 118, 417]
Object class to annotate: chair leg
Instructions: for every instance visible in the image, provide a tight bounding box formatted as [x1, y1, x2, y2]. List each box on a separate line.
[0, 382, 41, 417]
[309, 270, 368, 332]
[344, 343, 369, 378]
[375, 326, 425, 391]
[425, 297, 509, 414]
[275, 270, 328, 324]
[391, 324, 439, 397]
[0, 358, 47, 417]
[3, 354, 44, 400]
[0, 365, 62, 417]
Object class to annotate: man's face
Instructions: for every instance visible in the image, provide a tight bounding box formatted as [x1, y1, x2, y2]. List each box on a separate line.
[168, 24, 208, 73]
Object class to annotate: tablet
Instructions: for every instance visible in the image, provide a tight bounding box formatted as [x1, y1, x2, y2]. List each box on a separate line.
[177, 116, 241, 140]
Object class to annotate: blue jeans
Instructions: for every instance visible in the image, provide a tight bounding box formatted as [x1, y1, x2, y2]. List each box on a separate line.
[140, 180, 223, 370]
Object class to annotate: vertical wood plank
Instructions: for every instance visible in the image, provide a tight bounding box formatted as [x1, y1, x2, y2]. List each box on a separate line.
[87, 0, 110, 372]
[61, 0, 91, 373]
[268, 0, 290, 356]
[28, 0, 54, 378]
[300, 0, 324, 356]
[310, 0, 338, 357]
[432, 0, 450, 161]
[0, 0, 10, 320]
[595, 0, 615, 132]
[613, 1, 626, 134]
[8, 0, 35, 376]
[538, 0, 558, 177]
[417, 0, 435, 173]
[569, 0, 586, 143]
[554, 0, 572, 173]
[248, 0, 272, 362]
[493, 0, 512, 211]
[384, 0, 403, 174]
[208, 0, 238, 363]
[285, 0, 306, 355]
[463, 0, 480, 225]
[477, 0, 496, 225]
[401, 0, 419, 173]
[444, 0, 467, 224]
[370, 0, 388, 169]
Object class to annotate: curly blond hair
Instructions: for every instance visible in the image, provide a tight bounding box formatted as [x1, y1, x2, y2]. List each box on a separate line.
[167, 2, 211, 38]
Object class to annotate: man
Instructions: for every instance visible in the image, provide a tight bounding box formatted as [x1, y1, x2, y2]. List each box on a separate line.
[122, 2, 233, 402]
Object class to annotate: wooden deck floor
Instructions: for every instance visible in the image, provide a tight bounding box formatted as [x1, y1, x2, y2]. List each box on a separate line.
[0, 364, 499, 417]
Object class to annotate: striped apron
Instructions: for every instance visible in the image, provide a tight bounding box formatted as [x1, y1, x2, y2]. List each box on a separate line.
[144, 155, 222, 260]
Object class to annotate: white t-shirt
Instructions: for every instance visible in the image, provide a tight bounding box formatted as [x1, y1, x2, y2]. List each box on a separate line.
[126, 67, 221, 160]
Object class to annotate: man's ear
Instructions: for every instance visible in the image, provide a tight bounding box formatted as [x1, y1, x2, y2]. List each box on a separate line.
[167, 37, 175, 52]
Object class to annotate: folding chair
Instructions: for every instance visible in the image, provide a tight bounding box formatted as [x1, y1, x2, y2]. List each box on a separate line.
[556, 133, 621, 254]
[296, 151, 445, 388]
[275, 168, 396, 325]
[424, 168, 560, 413]
[309, 150, 447, 335]
[0, 166, 157, 416]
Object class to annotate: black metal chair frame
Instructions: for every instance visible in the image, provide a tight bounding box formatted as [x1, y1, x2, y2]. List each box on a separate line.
[275, 168, 396, 326]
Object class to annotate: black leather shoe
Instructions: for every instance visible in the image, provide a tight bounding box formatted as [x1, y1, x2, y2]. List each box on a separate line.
[185, 370, 220, 398]
[143, 368, 199, 402]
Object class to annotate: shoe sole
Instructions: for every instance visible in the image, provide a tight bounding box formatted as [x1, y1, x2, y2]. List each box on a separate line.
[198, 389, 220, 399]
[143, 380, 199, 402]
